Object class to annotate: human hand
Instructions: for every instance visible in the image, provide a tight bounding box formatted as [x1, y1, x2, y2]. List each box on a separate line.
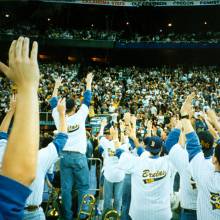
[55, 77, 63, 88]
[124, 112, 131, 125]
[0, 37, 39, 91]
[57, 98, 66, 115]
[175, 119, 182, 130]
[130, 115, 137, 127]
[86, 72, 94, 85]
[147, 120, 152, 130]
[119, 120, 125, 132]
[180, 92, 195, 116]
[206, 109, 218, 124]
[100, 119, 107, 127]
[9, 94, 16, 112]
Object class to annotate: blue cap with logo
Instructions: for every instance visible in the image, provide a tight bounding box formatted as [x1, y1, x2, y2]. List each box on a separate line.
[144, 136, 164, 154]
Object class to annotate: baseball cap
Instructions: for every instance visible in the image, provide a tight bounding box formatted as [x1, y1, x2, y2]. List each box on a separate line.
[144, 136, 164, 154]
[103, 123, 112, 135]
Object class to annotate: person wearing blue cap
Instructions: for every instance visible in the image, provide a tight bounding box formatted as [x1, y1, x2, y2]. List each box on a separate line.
[116, 133, 174, 220]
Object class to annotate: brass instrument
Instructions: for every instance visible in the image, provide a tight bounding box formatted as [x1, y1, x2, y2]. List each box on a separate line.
[77, 194, 96, 220]
[45, 187, 61, 218]
[102, 209, 120, 220]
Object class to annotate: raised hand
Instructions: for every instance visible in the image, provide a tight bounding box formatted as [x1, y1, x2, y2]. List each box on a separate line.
[57, 98, 66, 115]
[55, 77, 63, 88]
[124, 112, 131, 125]
[130, 115, 137, 127]
[180, 92, 195, 116]
[0, 37, 39, 91]
[86, 72, 94, 90]
[9, 94, 16, 112]
[100, 119, 107, 128]
[119, 120, 125, 132]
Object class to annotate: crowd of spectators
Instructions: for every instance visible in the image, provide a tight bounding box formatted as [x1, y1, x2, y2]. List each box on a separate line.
[1, 25, 220, 43]
[1, 64, 220, 136]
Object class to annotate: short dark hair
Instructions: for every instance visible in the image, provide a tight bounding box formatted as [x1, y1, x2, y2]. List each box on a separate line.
[66, 98, 76, 114]
[214, 144, 220, 164]
[40, 136, 53, 149]
[197, 130, 214, 149]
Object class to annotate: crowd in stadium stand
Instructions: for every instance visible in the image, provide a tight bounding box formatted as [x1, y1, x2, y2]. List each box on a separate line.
[1, 64, 220, 129]
[1, 25, 220, 42]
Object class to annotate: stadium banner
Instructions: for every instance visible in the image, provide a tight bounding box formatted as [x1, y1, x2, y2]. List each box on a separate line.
[41, 0, 220, 7]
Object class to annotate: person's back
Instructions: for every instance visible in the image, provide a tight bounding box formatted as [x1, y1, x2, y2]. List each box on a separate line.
[118, 136, 173, 220]
[130, 153, 172, 220]
[190, 150, 220, 220]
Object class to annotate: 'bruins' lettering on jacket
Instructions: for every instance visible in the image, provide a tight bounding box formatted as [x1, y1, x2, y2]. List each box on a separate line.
[142, 169, 167, 184]
[68, 124, 80, 133]
[210, 192, 220, 210]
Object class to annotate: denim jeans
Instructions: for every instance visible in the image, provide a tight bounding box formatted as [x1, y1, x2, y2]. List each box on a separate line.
[121, 174, 132, 220]
[60, 151, 89, 220]
[180, 208, 197, 220]
[23, 207, 45, 220]
[103, 177, 124, 214]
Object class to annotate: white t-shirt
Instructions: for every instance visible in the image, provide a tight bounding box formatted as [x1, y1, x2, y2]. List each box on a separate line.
[99, 137, 125, 183]
[0, 138, 59, 206]
[169, 144, 197, 210]
[26, 143, 59, 206]
[190, 152, 220, 220]
[118, 152, 173, 220]
[0, 139, 7, 170]
[52, 104, 88, 153]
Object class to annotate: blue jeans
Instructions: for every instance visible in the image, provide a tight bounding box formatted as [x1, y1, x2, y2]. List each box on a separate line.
[180, 208, 197, 220]
[103, 177, 124, 214]
[23, 207, 45, 220]
[60, 151, 89, 220]
[121, 174, 132, 220]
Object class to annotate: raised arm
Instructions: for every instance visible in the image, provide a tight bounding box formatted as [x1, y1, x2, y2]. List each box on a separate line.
[49, 77, 63, 110]
[53, 98, 68, 154]
[39, 98, 68, 174]
[206, 109, 220, 134]
[201, 112, 220, 140]
[98, 119, 107, 139]
[49, 78, 63, 129]
[52, 77, 62, 98]
[0, 37, 40, 186]
[82, 72, 93, 107]
[0, 95, 16, 135]
[180, 92, 202, 161]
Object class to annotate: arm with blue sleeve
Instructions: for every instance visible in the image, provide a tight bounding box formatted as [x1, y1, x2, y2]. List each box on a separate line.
[54, 101, 68, 154]
[128, 134, 145, 156]
[49, 96, 59, 129]
[49, 77, 63, 129]
[0, 108, 14, 166]
[77, 90, 92, 121]
[77, 73, 93, 120]
[165, 128, 189, 174]
[0, 94, 16, 143]
[41, 99, 68, 172]
[182, 118, 213, 184]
